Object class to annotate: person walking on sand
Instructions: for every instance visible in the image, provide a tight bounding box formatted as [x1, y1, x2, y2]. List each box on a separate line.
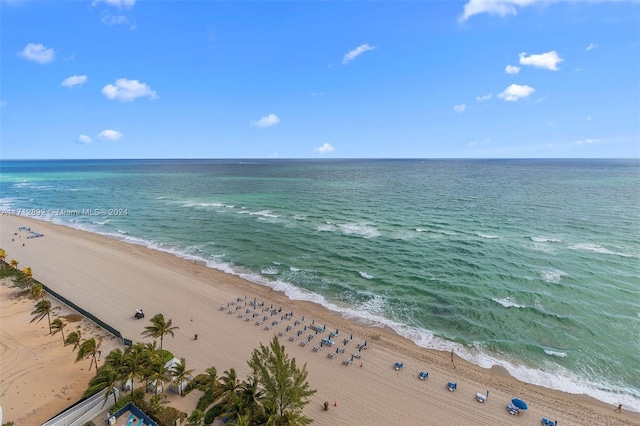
[615, 404, 622, 413]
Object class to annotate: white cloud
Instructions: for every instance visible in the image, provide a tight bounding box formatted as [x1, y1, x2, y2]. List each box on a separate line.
[98, 130, 123, 141]
[453, 104, 466, 112]
[519, 51, 563, 71]
[459, 0, 541, 21]
[251, 113, 280, 128]
[498, 84, 535, 101]
[476, 93, 492, 101]
[586, 43, 598, 51]
[77, 134, 92, 144]
[315, 143, 335, 154]
[61, 75, 88, 88]
[342, 44, 375, 65]
[102, 14, 128, 25]
[18, 43, 55, 64]
[505, 65, 521, 74]
[102, 78, 158, 102]
[92, 0, 136, 9]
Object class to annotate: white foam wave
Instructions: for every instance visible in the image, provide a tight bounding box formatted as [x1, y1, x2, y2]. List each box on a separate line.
[476, 233, 500, 239]
[290, 267, 301, 272]
[238, 209, 279, 219]
[541, 269, 566, 284]
[181, 201, 225, 208]
[359, 271, 374, 280]
[531, 236, 563, 243]
[338, 223, 380, 238]
[0, 197, 17, 209]
[492, 297, 526, 309]
[92, 220, 111, 225]
[544, 349, 567, 358]
[261, 267, 279, 275]
[317, 223, 336, 232]
[569, 243, 633, 258]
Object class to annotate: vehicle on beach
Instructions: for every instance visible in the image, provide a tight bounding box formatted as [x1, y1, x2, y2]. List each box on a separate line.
[134, 309, 145, 319]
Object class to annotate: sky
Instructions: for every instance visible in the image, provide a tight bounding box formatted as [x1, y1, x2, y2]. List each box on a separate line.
[1, 0, 639, 159]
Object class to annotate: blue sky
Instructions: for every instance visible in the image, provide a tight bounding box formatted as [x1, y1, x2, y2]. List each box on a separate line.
[1, 0, 639, 159]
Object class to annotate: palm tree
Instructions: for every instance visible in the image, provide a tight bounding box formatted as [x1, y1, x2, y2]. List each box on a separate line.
[75, 338, 102, 373]
[220, 368, 240, 406]
[30, 282, 45, 299]
[202, 366, 221, 397]
[145, 356, 170, 395]
[9, 259, 18, 269]
[122, 343, 150, 394]
[50, 318, 67, 344]
[170, 357, 194, 395]
[141, 313, 179, 352]
[30, 299, 59, 333]
[65, 330, 82, 351]
[237, 375, 265, 419]
[22, 266, 32, 279]
[83, 364, 120, 407]
[0, 248, 6, 267]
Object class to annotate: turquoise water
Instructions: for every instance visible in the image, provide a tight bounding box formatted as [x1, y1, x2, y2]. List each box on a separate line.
[1, 159, 639, 410]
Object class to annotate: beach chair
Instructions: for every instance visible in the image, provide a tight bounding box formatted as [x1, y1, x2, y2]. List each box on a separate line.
[541, 418, 556, 426]
[476, 393, 486, 403]
[343, 358, 353, 366]
[507, 403, 519, 415]
[136, 418, 145, 426]
[289, 335, 298, 342]
[418, 372, 429, 380]
[127, 414, 135, 425]
[278, 330, 287, 337]
[245, 317, 251, 322]
[300, 340, 309, 347]
[312, 345, 322, 352]
[265, 325, 273, 331]
[447, 382, 457, 391]
[328, 351, 337, 359]
[394, 362, 404, 371]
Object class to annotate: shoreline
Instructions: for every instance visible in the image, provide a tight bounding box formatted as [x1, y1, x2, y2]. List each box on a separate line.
[1, 215, 638, 425]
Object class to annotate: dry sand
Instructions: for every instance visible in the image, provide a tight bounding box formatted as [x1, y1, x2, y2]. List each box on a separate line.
[0, 215, 637, 426]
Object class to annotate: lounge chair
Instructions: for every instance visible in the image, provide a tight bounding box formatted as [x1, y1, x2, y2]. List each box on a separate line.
[127, 414, 135, 425]
[343, 358, 353, 365]
[476, 393, 486, 403]
[507, 402, 519, 415]
[418, 372, 429, 380]
[289, 335, 298, 342]
[394, 362, 404, 371]
[447, 382, 457, 391]
[300, 340, 309, 347]
[136, 418, 145, 426]
[312, 346, 322, 352]
[328, 351, 337, 359]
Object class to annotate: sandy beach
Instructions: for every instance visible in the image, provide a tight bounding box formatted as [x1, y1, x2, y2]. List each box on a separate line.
[0, 215, 637, 426]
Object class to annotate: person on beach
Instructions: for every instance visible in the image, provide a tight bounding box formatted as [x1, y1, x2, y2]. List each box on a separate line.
[615, 404, 622, 413]
[324, 401, 329, 411]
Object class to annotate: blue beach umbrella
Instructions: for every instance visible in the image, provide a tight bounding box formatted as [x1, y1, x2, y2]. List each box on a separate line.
[511, 398, 528, 410]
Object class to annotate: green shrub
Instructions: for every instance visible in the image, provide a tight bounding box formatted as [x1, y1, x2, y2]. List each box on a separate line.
[203, 404, 225, 425]
[196, 388, 215, 412]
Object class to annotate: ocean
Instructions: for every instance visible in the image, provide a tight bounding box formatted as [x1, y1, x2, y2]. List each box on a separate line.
[1, 158, 638, 411]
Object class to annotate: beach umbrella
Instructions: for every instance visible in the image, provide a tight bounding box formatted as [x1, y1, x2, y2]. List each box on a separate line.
[511, 398, 527, 410]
